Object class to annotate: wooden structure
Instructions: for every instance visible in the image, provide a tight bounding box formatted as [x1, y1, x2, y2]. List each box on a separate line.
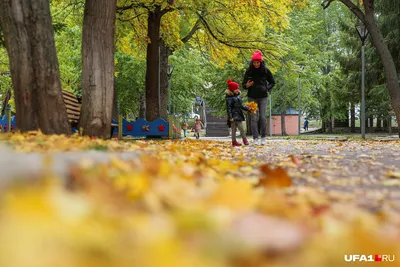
[205, 107, 229, 137]
[62, 90, 118, 135]
[62, 90, 81, 128]
[266, 107, 299, 136]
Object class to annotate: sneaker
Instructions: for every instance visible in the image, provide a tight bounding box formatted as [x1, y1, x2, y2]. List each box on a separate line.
[242, 138, 249, 146]
[253, 138, 259, 145]
[232, 140, 242, 147]
[260, 138, 266, 145]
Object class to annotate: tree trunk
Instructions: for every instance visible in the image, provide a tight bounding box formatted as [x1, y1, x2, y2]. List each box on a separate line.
[383, 117, 388, 130]
[139, 91, 146, 118]
[145, 6, 162, 121]
[321, 117, 326, 133]
[80, 0, 117, 138]
[281, 108, 286, 136]
[159, 40, 171, 120]
[376, 116, 381, 131]
[0, 0, 70, 134]
[369, 116, 374, 131]
[332, 0, 400, 137]
[364, 2, 400, 137]
[351, 102, 356, 132]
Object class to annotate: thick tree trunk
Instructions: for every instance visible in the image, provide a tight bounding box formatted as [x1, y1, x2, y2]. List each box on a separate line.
[0, 0, 70, 134]
[80, 0, 116, 138]
[145, 6, 162, 121]
[159, 40, 171, 120]
[139, 91, 146, 118]
[350, 102, 356, 132]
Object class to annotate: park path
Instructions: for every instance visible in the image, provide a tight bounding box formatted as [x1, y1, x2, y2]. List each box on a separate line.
[1, 136, 399, 214]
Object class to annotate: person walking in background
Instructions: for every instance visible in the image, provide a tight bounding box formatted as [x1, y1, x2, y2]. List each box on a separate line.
[181, 119, 189, 137]
[304, 119, 309, 131]
[193, 117, 204, 139]
[242, 50, 275, 145]
[226, 79, 250, 147]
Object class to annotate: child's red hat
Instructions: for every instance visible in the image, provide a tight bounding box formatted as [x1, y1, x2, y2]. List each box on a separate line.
[227, 79, 239, 92]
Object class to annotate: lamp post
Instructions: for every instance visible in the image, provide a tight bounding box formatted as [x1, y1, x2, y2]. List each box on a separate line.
[356, 20, 369, 139]
[167, 64, 174, 114]
[297, 64, 304, 135]
[269, 91, 272, 136]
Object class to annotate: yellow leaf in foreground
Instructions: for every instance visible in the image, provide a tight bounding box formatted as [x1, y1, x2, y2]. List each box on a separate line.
[207, 179, 257, 211]
[256, 164, 292, 188]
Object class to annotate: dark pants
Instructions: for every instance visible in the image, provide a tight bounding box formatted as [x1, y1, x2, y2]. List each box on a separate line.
[231, 121, 246, 142]
[248, 97, 268, 139]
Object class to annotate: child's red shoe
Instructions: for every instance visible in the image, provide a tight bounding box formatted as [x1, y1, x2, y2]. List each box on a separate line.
[232, 141, 242, 147]
[242, 138, 249, 146]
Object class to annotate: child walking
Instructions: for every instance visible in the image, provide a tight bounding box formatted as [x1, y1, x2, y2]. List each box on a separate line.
[225, 79, 250, 146]
[193, 117, 204, 139]
[181, 119, 189, 137]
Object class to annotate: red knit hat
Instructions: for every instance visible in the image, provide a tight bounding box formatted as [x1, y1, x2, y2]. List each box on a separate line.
[227, 79, 239, 92]
[251, 50, 263, 62]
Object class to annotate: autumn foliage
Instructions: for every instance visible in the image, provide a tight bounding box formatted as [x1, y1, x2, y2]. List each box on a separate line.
[0, 132, 399, 267]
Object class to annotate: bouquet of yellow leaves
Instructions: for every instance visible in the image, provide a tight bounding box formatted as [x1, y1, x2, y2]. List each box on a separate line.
[245, 101, 258, 114]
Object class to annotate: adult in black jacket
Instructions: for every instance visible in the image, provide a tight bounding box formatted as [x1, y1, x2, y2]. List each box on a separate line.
[242, 50, 275, 145]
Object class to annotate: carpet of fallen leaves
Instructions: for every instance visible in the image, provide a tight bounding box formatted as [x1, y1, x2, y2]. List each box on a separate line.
[0, 132, 400, 267]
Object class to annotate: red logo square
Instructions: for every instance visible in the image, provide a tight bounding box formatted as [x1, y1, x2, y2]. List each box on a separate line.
[375, 255, 382, 262]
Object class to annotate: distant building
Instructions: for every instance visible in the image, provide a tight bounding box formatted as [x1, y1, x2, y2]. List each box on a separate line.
[266, 107, 299, 136]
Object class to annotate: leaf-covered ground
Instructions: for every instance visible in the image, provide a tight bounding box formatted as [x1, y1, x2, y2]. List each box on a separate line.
[0, 132, 399, 267]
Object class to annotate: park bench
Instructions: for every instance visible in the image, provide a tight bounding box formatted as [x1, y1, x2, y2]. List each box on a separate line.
[62, 90, 118, 135]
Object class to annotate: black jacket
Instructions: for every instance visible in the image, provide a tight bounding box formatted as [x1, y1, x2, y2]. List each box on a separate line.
[225, 90, 249, 121]
[242, 62, 275, 99]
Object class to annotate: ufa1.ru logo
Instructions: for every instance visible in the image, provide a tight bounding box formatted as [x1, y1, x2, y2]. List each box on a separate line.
[344, 255, 395, 262]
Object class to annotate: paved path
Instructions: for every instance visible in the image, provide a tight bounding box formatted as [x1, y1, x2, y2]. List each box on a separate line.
[1, 137, 400, 213]
[182, 136, 400, 212]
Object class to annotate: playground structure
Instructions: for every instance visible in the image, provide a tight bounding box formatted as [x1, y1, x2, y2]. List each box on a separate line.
[0, 107, 181, 139]
[0, 107, 16, 133]
[0, 86, 185, 139]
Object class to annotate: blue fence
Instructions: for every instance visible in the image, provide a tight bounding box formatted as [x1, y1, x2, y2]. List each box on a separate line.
[120, 118, 169, 137]
[1, 115, 170, 138]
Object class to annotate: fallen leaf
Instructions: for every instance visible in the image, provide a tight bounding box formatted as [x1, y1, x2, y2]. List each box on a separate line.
[256, 164, 292, 188]
[386, 171, 400, 179]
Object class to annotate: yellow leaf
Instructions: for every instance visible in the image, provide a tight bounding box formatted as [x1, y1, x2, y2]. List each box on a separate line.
[256, 164, 292, 188]
[208, 179, 257, 211]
